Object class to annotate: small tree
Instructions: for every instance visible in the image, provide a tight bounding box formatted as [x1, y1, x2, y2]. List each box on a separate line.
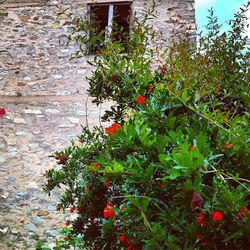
[37, 2, 250, 250]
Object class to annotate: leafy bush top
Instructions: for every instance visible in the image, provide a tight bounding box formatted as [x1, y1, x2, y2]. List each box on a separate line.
[38, 2, 250, 250]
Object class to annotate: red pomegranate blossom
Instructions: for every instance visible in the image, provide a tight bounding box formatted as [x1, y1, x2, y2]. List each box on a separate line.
[105, 123, 119, 134]
[221, 143, 233, 150]
[137, 95, 145, 104]
[128, 242, 134, 250]
[93, 162, 99, 169]
[119, 235, 126, 245]
[103, 202, 115, 219]
[0, 107, 6, 116]
[65, 221, 70, 226]
[146, 85, 153, 92]
[196, 215, 206, 227]
[212, 211, 222, 222]
[65, 235, 70, 241]
[69, 207, 75, 213]
[238, 206, 248, 219]
[111, 73, 118, 78]
[188, 144, 194, 151]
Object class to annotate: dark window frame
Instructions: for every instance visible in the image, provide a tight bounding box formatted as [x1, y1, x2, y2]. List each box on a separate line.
[87, 1, 133, 53]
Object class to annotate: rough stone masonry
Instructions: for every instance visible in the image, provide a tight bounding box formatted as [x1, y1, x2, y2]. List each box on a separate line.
[0, 0, 195, 249]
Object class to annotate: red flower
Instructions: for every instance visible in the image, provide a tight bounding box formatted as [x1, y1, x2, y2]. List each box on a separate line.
[103, 207, 115, 219]
[119, 235, 126, 245]
[238, 206, 248, 220]
[212, 211, 222, 222]
[188, 144, 194, 151]
[111, 73, 118, 78]
[128, 242, 134, 250]
[93, 162, 99, 169]
[137, 96, 145, 104]
[65, 235, 70, 241]
[65, 221, 70, 226]
[146, 85, 153, 92]
[105, 123, 119, 134]
[105, 178, 110, 188]
[220, 143, 233, 150]
[0, 108, 6, 116]
[239, 207, 248, 213]
[69, 207, 75, 213]
[196, 215, 206, 227]
[106, 202, 113, 207]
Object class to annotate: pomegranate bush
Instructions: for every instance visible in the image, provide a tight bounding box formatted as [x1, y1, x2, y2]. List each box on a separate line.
[37, 3, 250, 250]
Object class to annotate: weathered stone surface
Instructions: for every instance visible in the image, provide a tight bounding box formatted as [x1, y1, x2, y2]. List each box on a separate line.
[13, 117, 26, 124]
[0, 0, 195, 97]
[37, 210, 49, 217]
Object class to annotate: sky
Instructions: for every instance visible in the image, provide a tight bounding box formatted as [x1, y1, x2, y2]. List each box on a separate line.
[195, 0, 250, 36]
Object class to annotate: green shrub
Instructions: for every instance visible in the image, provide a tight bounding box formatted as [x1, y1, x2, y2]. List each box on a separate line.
[38, 2, 250, 250]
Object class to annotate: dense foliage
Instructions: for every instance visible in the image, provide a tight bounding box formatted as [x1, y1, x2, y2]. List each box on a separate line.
[37, 2, 250, 250]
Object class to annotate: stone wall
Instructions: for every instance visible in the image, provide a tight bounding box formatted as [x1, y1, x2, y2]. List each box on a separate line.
[0, 0, 196, 97]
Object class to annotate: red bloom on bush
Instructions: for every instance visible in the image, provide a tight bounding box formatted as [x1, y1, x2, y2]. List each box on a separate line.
[212, 211, 222, 222]
[146, 85, 153, 92]
[196, 215, 206, 227]
[65, 235, 70, 241]
[188, 144, 194, 151]
[106, 202, 113, 207]
[93, 162, 99, 169]
[104, 207, 115, 219]
[104, 202, 114, 219]
[220, 143, 233, 150]
[65, 221, 70, 226]
[105, 123, 119, 134]
[69, 207, 75, 213]
[119, 235, 126, 245]
[0, 107, 6, 116]
[238, 206, 248, 219]
[128, 242, 134, 250]
[137, 96, 145, 104]
[112, 73, 118, 78]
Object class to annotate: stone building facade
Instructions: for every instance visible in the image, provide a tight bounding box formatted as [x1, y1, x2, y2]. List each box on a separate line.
[0, 1, 195, 249]
[0, 0, 196, 97]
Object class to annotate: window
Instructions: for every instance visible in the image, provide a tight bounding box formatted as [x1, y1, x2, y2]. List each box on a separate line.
[88, 1, 132, 53]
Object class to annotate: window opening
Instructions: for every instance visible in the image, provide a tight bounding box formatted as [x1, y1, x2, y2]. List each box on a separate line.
[88, 2, 132, 54]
